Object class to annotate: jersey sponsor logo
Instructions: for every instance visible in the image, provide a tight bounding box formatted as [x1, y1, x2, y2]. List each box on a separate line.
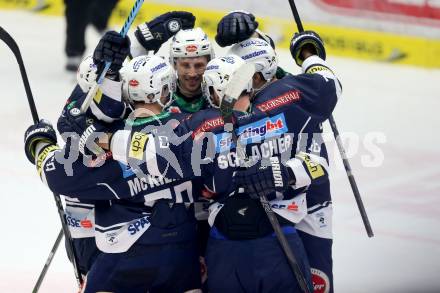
[271, 202, 299, 211]
[237, 113, 288, 143]
[192, 117, 224, 138]
[256, 90, 301, 112]
[297, 153, 325, 179]
[129, 131, 149, 160]
[127, 216, 151, 235]
[311, 268, 330, 293]
[66, 215, 93, 229]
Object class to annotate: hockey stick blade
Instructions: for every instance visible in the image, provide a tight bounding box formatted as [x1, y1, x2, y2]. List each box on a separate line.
[0, 26, 39, 122]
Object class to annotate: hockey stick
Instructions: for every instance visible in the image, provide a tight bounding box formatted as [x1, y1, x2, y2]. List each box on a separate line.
[0, 26, 83, 288]
[221, 63, 311, 293]
[32, 229, 63, 293]
[287, 0, 374, 237]
[80, 0, 145, 113]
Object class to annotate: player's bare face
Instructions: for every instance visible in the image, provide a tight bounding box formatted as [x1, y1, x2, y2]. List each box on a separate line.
[175, 56, 209, 93]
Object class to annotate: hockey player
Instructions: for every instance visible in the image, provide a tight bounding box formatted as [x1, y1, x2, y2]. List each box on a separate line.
[26, 33, 202, 292]
[216, 10, 337, 293]
[131, 16, 216, 286]
[130, 13, 214, 113]
[57, 11, 198, 283]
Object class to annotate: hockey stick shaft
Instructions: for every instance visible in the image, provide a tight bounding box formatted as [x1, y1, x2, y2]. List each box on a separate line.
[259, 195, 311, 292]
[221, 64, 311, 293]
[287, 0, 374, 237]
[80, 0, 145, 113]
[32, 229, 63, 293]
[0, 26, 83, 286]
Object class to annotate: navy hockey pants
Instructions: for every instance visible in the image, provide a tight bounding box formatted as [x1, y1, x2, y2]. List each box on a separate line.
[83, 240, 201, 293]
[206, 226, 313, 293]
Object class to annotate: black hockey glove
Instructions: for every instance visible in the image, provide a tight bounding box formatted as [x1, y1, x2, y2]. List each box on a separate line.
[290, 30, 326, 66]
[24, 119, 57, 164]
[58, 108, 108, 156]
[58, 103, 97, 137]
[93, 31, 131, 78]
[234, 156, 294, 201]
[215, 10, 259, 47]
[135, 11, 196, 53]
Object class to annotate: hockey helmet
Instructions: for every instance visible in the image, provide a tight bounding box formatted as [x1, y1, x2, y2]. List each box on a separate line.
[121, 55, 173, 107]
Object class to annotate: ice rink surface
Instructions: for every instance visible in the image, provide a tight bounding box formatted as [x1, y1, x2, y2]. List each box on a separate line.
[1, 10, 440, 293]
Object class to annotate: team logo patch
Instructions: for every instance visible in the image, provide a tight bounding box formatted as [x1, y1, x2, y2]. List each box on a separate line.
[311, 268, 330, 293]
[69, 107, 81, 116]
[167, 20, 180, 32]
[256, 90, 301, 112]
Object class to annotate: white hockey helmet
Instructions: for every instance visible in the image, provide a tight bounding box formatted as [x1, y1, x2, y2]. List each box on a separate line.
[76, 55, 98, 92]
[202, 54, 248, 108]
[121, 55, 173, 107]
[228, 38, 278, 82]
[169, 27, 215, 67]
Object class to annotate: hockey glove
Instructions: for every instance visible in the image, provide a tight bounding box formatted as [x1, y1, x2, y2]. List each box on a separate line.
[24, 119, 57, 164]
[58, 103, 97, 137]
[215, 10, 259, 47]
[59, 108, 109, 156]
[93, 31, 131, 78]
[290, 30, 326, 66]
[135, 11, 196, 53]
[234, 156, 294, 201]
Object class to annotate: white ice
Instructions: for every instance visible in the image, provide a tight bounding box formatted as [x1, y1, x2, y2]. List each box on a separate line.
[1, 10, 439, 293]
